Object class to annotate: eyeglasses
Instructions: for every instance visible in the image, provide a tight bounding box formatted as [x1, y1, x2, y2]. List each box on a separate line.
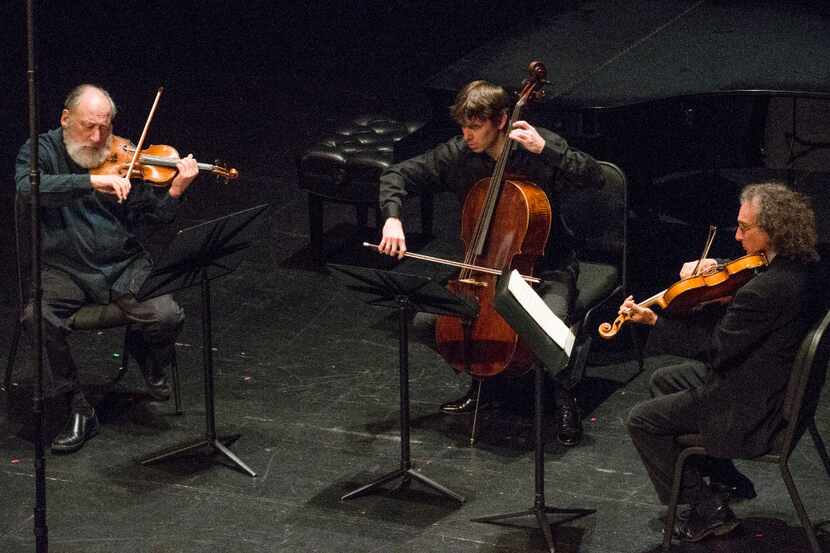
[737, 221, 759, 233]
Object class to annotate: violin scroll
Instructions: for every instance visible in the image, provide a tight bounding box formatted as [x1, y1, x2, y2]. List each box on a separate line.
[598, 315, 629, 339]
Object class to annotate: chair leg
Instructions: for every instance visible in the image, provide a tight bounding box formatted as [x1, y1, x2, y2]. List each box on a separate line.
[779, 460, 823, 553]
[113, 328, 130, 385]
[807, 418, 830, 478]
[3, 319, 23, 392]
[170, 352, 183, 415]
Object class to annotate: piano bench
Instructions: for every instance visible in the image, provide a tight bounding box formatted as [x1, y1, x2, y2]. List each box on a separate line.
[297, 114, 433, 265]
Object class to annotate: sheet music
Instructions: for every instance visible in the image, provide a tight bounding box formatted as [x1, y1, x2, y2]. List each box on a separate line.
[507, 270, 576, 356]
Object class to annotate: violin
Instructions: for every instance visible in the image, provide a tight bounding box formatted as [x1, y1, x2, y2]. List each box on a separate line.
[91, 134, 239, 185]
[598, 253, 768, 339]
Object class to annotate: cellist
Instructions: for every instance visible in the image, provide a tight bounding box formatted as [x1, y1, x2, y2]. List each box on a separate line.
[377, 80, 606, 447]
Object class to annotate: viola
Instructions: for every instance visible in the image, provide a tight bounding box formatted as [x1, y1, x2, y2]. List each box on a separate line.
[598, 253, 768, 339]
[92, 135, 239, 185]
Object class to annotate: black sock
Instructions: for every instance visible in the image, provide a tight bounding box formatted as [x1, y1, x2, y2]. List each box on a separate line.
[69, 391, 93, 417]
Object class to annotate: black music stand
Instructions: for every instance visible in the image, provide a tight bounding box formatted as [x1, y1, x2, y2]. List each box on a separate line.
[137, 204, 270, 477]
[470, 270, 594, 553]
[329, 263, 477, 503]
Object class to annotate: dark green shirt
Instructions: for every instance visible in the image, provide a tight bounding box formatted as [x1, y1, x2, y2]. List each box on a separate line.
[15, 127, 181, 304]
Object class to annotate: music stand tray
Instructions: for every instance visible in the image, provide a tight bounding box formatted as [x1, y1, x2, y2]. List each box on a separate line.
[329, 263, 478, 503]
[137, 203, 270, 477]
[469, 271, 594, 553]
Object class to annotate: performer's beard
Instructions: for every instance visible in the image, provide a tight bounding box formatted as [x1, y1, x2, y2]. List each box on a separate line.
[64, 133, 111, 169]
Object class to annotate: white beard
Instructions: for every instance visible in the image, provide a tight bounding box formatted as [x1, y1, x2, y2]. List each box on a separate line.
[64, 134, 111, 169]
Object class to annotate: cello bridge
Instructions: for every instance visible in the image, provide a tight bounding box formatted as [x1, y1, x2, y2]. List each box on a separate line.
[458, 278, 487, 287]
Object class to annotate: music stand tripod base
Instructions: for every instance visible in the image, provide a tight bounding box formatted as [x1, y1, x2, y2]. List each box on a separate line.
[135, 205, 269, 478]
[470, 274, 595, 553]
[341, 466, 465, 502]
[330, 264, 476, 504]
[140, 433, 256, 477]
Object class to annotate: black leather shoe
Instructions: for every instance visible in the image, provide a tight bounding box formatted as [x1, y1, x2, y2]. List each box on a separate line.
[440, 384, 496, 415]
[141, 369, 171, 402]
[51, 411, 100, 454]
[556, 402, 582, 446]
[673, 502, 739, 542]
[710, 471, 757, 503]
[127, 330, 171, 401]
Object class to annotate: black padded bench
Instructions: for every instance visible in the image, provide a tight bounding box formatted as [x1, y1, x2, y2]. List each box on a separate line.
[297, 114, 434, 264]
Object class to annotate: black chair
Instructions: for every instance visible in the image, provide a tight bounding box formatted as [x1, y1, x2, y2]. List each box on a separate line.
[662, 308, 830, 553]
[3, 193, 182, 414]
[557, 160, 640, 390]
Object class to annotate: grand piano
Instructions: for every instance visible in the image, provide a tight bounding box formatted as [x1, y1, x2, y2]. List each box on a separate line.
[397, 0, 830, 289]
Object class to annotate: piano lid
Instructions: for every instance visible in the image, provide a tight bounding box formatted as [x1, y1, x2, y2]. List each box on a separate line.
[425, 0, 830, 110]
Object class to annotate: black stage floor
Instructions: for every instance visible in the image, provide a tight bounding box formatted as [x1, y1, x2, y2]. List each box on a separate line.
[2, 3, 830, 552]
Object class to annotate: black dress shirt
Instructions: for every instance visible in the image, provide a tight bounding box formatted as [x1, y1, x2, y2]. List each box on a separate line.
[378, 127, 605, 274]
[15, 127, 181, 304]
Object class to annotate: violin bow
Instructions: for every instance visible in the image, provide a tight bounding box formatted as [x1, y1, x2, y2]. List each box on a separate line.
[363, 242, 541, 284]
[690, 225, 717, 276]
[124, 87, 164, 181]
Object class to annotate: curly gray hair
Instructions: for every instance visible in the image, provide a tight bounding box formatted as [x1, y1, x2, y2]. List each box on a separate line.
[741, 182, 818, 263]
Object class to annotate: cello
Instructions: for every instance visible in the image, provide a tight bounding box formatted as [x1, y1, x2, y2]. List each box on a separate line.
[434, 61, 551, 378]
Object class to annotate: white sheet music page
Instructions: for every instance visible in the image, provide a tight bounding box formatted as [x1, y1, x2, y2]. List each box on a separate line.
[507, 270, 576, 357]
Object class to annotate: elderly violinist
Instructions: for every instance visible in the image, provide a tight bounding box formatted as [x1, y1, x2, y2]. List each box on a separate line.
[376, 79, 606, 446]
[14, 84, 199, 454]
[621, 183, 819, 542]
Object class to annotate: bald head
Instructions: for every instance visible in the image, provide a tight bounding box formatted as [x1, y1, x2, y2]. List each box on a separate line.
[60, 84, 116, 168]
[63, 84, 117, 120]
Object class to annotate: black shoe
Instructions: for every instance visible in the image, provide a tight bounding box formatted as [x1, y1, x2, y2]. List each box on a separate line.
[673, 501, 739, 542]
[51, 410, 100, 454]
[141, 369, 171, 401]
[710, 471, 757, 503]
[126, 330, 171, 401]
[440, 383, 496, 415]
[556, 402, 583, 446]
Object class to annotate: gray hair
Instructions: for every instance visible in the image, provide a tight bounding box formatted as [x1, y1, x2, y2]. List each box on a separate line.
[63, 84, 117, 119]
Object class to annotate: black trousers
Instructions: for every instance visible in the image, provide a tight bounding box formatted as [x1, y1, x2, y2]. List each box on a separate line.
[22, 267, 184, 399]
[626, 307, 727, 505]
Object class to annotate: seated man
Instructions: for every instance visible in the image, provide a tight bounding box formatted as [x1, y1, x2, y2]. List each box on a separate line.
[15, 84, 199, 454]
[377, 79, 607, 446]
[621, 182, 819, 541]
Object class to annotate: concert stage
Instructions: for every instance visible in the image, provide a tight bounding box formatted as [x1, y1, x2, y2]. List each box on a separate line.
[1, 2, 829, 552]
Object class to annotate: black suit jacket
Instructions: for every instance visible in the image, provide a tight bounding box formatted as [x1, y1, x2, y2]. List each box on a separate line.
[654, 256, 814, 458]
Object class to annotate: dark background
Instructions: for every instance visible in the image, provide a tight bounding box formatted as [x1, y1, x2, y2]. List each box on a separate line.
[1, 2, 829, 552]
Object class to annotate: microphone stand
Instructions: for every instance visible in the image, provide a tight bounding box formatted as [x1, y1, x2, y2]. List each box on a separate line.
[26, 1, 48, 550]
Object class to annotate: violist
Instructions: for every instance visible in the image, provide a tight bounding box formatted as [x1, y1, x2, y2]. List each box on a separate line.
[15, 84, 199, 454]
[622, 183, 820, 542]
